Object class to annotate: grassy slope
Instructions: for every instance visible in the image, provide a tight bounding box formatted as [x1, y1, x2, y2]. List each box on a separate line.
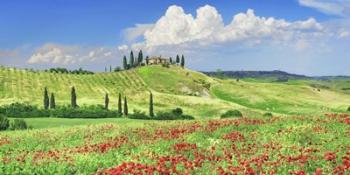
[1, 65, 350, 119]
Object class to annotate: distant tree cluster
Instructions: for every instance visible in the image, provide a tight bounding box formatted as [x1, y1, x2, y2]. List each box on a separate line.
[122, 50, 186, 70]
[46, 67, 94, 74]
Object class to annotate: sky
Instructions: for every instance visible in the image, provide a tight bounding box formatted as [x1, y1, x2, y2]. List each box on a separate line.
[0, 0, 349, 76]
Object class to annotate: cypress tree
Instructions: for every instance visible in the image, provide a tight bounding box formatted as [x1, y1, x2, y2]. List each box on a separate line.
[176, 55, 180, 64]
[105, 93, 109, 110]
[110, 65, 112, 72]
[43, 87, 49, 110]
[50, 93, 56, 109]
[181, 55, 185, 68]
[123, 56, 128, 70]
[130, 51, 134, 68]
[138, 50, 143, 65]
[118, 93, 122, 115]
[145, 56, 149, 65]
[149, 92, 154, 117]
[124, 96, 128, 116]
[71, 86, 77, 108]
[105, 67, 107, 72]
[169, 57, 173, 64]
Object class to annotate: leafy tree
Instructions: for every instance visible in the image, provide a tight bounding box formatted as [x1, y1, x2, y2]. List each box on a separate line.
[130, 51, 134, 68]
[124, 96, 128, 116]
[181, 55, 185, 68]
[105, 93, 109, 110]
[176, 55, 180, 64]
[149, 92, 154, 117]
[43, 87, 49, 110]
[118, 93, 122, 115]
[123, 56, 128, 70]
[71, 86, 78, 108]
[138, 50, 143, 65]
[114, 66, 122, 72]
[50, 93, 56, 109]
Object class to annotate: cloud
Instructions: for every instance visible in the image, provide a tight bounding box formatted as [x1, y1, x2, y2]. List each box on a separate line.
[298, 0, 350, 17]
[28, 43, 117, 65]
[124, 24, 154, 41]
[123, 5, 327, 54]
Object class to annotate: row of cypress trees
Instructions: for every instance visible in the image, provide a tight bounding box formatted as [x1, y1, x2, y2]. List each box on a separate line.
[43, 87, 155, 117]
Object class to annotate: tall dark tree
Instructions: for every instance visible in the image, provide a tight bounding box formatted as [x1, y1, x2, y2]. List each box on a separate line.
[43, 87, 49, 110]
[71, 86, 78, 108]
[110, 65, 112, 72]
[124, 96, 128, 116]
[149, 92, 154, 117]
[169, 57, 173, 64]
[50, 93, 56, 109]
[118, 93, 122, 115]
[130, 51, 134, 68]
[123, 56, 128, 70]
[105, 67, 107, 72]
[138, 50, 143, 65]
[181, 55, 185, 68]
[176, 55, 180, 64]
[104, 93, 109, 110]
[145, 56, 149, 65]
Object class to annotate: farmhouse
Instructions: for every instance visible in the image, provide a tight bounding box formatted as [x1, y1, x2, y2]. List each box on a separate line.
[147, 56, 169, 65]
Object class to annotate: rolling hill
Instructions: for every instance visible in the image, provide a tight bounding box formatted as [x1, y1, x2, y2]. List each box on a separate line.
[1, 65, 350, 117]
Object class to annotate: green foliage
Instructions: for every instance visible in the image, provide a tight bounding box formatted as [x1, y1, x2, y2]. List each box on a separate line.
[127, 110, 149, 120]
[50, 93, 56, 109]
[104, 93, 109, 110]
[0, 114, 9, 130]
[10, 119, 28, 130]
[43, 87, 49, 110]
[176, 55, 180, 64]
[138, 50, 143, 65]
[263, 112, 273, 117]
[181, 55, 185, 68]
[46, 67, 94, 74]
[124, 96, 128, 116]
[220, 109, 243, 118]
[149, 92, 154, 117]
[118, 93, 122, 115]
[130, 51, 134, 68]
[347, 106, 350, 112]
[123, 56, 128, 70]
[71, 87, 78, 108]
[0, 103, 50, 118]
[155, 108, 194, 120]
[50, 105, 121, 118]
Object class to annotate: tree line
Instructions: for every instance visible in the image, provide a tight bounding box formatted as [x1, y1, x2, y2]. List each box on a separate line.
[122, 50, 185, 70]
[43, 87, 155, 117]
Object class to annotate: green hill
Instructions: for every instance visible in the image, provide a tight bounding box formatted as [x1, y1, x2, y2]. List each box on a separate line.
[1, 65, 350, 117]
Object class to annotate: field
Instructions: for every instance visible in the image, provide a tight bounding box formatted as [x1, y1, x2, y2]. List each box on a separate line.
[1, 66, 350, 174]
[1, 114, 350, 174]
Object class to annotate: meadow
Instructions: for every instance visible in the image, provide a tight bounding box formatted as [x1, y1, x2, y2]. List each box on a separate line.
[1, 65, 350, 174]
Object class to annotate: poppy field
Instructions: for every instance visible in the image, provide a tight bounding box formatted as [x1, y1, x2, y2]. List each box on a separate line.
[1, 114, 350, 175]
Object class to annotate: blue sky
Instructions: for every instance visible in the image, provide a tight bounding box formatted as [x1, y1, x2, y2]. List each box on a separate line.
[0, 0, 349, 75]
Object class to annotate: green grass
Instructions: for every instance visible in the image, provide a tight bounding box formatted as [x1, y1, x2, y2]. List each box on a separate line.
[8, 118, 145, 129]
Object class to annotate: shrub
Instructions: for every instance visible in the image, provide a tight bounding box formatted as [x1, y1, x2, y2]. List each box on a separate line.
[263, 112, 273, 117]
[10, 119, 28, 130]
[51, 105, 121, 118]
[347, 106, 350, 112]
[0, 114, 10, 131]
[0, 103, 50, 118]
[127, 110, 150, 120]
[155, 108, 194, 120]
[220, 110, 243, 118]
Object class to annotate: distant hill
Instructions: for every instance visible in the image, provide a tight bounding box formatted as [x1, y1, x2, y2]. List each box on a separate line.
[202, 70, 310, 80]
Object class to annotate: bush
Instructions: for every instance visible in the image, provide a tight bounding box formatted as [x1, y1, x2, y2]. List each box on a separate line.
[263, 112, 273, 117]
[127, 110, 150, 120]
[0, 103, 50, 118]
[51, 105, 121, 118]
[0, 114, 10, 131]
[155, 108, 194, 120]
[220, 110, 243, 118]
[10, 119, 28, 130]
[347, 106, 350, 112]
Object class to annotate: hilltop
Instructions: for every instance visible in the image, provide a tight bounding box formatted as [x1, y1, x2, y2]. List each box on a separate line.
[1, 65, 350, 117]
